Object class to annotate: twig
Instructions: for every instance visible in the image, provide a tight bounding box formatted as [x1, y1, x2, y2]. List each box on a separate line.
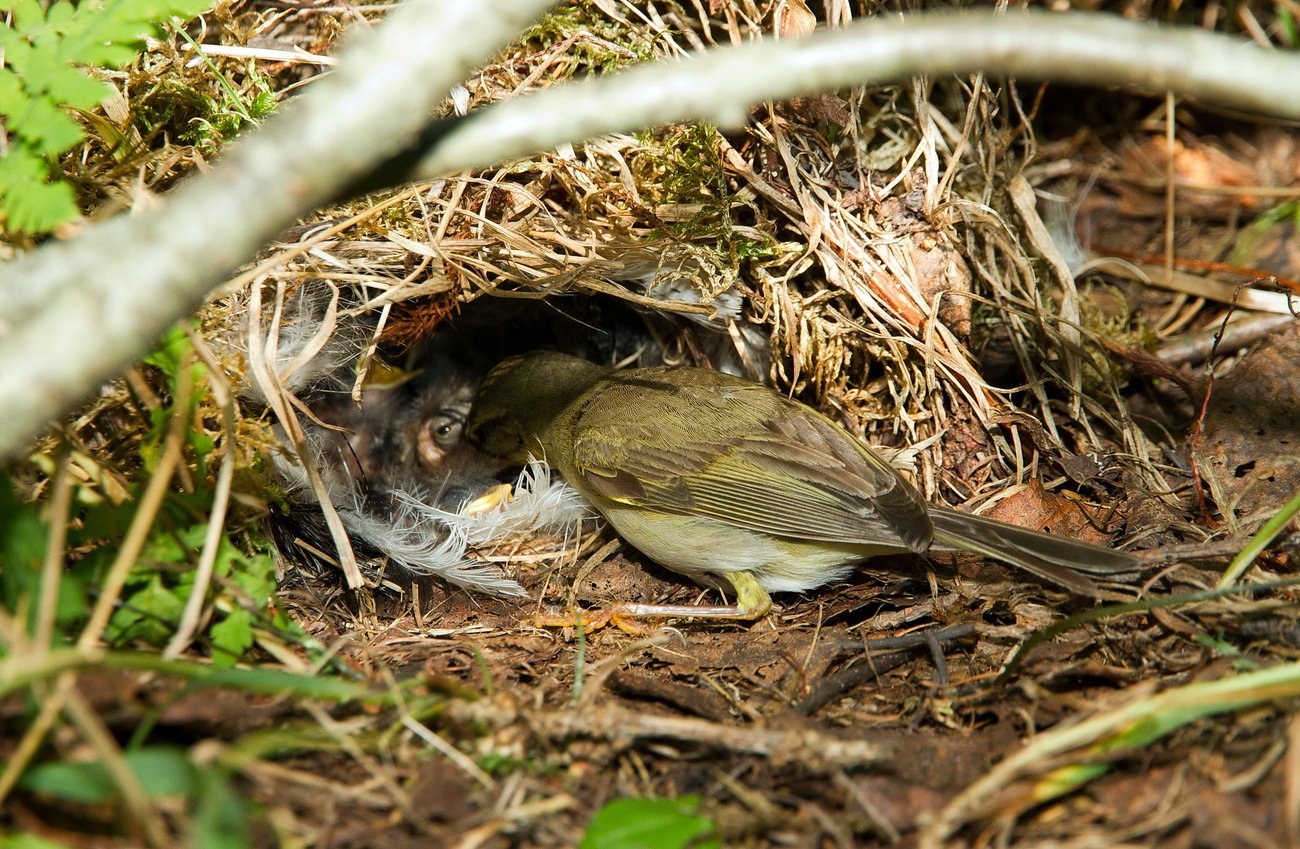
[35, 450, 74, 650]
[183, 42, 337, 67]
[792, 623, 977, 715]
[451, 700, 891, 770]
[919, 661, 1300, 849]
[245, 281, 363, 588]
[0, 674, 72, 805]
[164, 330, 237, 659]
[62, 688, 171, 847]
[415, 11, 1300, 178]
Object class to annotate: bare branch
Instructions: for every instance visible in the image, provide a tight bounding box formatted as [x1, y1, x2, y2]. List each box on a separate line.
[417, 10, 1300, 177]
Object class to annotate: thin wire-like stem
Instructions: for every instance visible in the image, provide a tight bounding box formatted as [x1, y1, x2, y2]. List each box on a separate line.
[164, 330, 237, 659]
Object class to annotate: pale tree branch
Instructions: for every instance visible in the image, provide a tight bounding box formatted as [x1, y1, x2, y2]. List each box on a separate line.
[2, 8, 1298, 457]
[416, 10, 1300, 178]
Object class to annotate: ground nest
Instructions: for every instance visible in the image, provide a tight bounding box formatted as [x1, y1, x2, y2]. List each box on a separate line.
[4, 1, 1300, 847]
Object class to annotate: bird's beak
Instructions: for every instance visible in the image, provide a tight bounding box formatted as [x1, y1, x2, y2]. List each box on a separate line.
[460, 483, 514, 516]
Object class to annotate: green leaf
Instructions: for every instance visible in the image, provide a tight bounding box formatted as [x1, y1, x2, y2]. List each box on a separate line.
[19, 747, 198, 803]
[145, 324, 208, 401]
[107, 574, 184, 645]
[138, 524, 192, 570]
[210, 608, 254, 667]
[0, 155, 79, 236]
[1035, 762, 1111, 801]
[4, 90, 84, 155]
[0, 476, 48, 623]
[0, 475, 91, 637]
[44, 2, 77, 28]
[24, 52, 111, 107]
[0, 67, 28, 115]
[0, 37, 33, 70]
[140, 325, 209, 472]
[192, 768, 250, 849]
[1193, 632, 1240, 658]
[231, 550, 277, 599]
[56, 0, 214, 68]
[0, 0, 213, 235]
[143, 322, 192, 379]
[71, 497, 133, 550]
[190, 428, 216, 465]
[9, 0, 47, 31]
[0, 139, 48, 190]
[0, 477, 45, 572]
[581, 796, 718, 849]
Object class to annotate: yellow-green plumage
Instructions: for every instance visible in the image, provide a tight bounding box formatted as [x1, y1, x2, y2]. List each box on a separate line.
[467, 351, 1138, 620]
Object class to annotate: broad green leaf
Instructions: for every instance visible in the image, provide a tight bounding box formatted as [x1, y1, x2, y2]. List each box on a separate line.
[210, 608, 254, 667]
[138, 524, 192, 570]
[0, 477, 45, 570]
[192, 768, 250, 849]
[107, 574, 184, 645]
[9, 0, 47, 31]
[233, 552, 278, 602]
[0, 68, 27, 112]
[142, 322, 193, 378]
[0, 38, 33, 74]
[581, 796, 718, 849]
[0, 475, 90, 634]
[57, 0, 212, 67]
[44, 2, 76, 28]
[19, 747, 198, 803]
[0, 476, 48, 622]
[24, 52, 110, 107]
[0, 0, 212, 235]
[8, 93, 84, 154]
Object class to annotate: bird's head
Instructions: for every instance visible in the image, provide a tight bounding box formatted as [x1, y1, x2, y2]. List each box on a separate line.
[466, 351, 609, 463]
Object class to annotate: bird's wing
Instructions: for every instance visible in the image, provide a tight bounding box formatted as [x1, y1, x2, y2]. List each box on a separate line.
[567, 370, 932, 551]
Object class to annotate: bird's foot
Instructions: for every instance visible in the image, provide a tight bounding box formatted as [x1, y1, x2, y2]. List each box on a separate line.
[531, 605, 655, 635]
[530, 572, 775, 633]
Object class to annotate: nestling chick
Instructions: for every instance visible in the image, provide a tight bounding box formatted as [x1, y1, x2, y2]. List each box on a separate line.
[277, 350, 526, 595]
[466, 351, 1140, 620]
[308, 353, 500, 514]
[253, 292, 583, 596]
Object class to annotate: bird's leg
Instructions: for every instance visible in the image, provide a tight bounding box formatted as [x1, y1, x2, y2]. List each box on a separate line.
[531, 571, 774, 633]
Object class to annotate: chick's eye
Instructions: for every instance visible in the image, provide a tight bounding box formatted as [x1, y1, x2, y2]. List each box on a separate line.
[428, 409, 466, 446]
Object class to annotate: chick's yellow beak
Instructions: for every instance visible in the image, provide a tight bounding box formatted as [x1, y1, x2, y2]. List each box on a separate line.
[460, 483, 513, 516]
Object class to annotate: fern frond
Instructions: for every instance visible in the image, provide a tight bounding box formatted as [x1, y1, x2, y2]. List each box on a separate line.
[0, 149, 79, 234]
[0, 0, 213, 235]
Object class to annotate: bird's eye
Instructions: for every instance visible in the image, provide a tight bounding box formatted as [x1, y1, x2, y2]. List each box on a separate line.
[427, 409, 466, 446]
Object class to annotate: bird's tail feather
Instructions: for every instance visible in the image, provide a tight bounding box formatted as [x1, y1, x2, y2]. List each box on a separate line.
[929, 506, 1138, 597]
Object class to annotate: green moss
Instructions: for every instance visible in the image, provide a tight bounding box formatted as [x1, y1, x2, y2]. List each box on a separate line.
[626, 124, 777, 297]
[521, 1, 662, 74]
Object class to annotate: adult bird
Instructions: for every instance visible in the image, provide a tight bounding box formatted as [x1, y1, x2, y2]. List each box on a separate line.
[467, 351, 1139, 621]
